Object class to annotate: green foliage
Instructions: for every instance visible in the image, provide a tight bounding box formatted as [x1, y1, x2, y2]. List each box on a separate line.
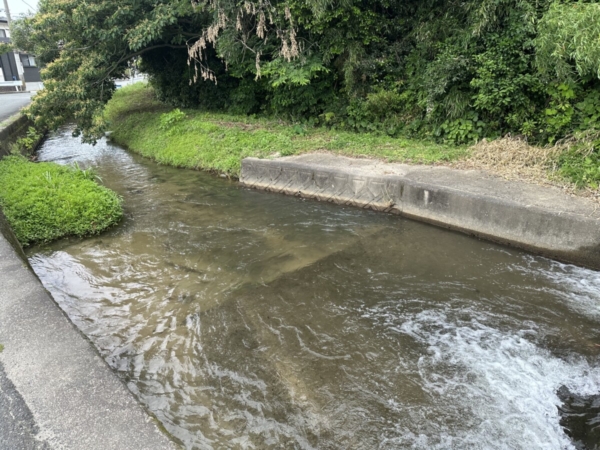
[105, 84, 466, 176]
[538, 83, 600, 143]
[536, 2, 600, 81]
[576, 89, 600, 131]
[262, 57, 329, 88]
[0, 42, 12, 54]
[12, 127, 43, 155]
[12, 0, 600, 181]
[0, 156, 123, 246]
[12, 0, 200, 142]
[439, 114, 487, 145]
[159, 108, 186, 133]
[544, 83, 578, 143]
[558, 145, 600, 189]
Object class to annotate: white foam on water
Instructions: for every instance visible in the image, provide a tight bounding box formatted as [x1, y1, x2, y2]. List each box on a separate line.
[372, 308, 600, 450]
[518, 257, 600, 320]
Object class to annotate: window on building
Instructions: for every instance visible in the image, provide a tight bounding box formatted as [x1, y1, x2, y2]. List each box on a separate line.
[0, 30, 6, 38]
[20, 54, 37, 68]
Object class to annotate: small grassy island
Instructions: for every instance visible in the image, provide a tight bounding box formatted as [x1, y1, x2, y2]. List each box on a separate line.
[0, 156, 122, 246]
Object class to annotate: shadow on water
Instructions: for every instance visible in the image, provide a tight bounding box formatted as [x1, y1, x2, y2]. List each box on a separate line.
[26, 127, 600, 449]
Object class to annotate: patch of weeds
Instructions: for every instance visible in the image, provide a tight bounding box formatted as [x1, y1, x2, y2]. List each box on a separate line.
[557, 146, 600, 189]
[159, 108, 186, 135]
[13, 127, 43, 155]
[0, 156, 123, 246]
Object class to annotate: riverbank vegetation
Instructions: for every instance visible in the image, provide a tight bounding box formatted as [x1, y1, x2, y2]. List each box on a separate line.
[12, 0, 600, 190]
[106, 84, 599, 200]
[0, 156, 123, 246]
[105, 84, 465, 176]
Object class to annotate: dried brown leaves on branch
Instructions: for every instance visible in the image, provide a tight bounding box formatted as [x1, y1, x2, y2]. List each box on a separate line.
[188, 0, 299, 83]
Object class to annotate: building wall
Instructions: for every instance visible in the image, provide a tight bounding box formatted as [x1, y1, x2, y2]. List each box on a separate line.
[0, 51, 20, 81]
[23, 66, 40, 82]
[0, 20, 41, 85]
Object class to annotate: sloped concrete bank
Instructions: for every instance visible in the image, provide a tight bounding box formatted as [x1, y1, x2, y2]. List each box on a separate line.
[0, 113, 30, 157]
[240, 154, 600, 270]
[0, 123, 177, 448]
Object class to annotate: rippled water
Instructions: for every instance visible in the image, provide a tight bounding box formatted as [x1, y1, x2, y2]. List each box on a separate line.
[27, 128, 600, 449]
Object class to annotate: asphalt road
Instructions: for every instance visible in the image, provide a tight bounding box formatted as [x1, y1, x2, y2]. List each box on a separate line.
[0, 93, 32, 123]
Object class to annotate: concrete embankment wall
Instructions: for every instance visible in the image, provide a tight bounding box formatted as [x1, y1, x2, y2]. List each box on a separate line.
[0, 115, 177, 449]
[0, 114, 30, 157]
[240, 154, 600, 270]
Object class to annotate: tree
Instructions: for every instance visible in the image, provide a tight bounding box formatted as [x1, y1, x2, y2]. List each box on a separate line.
[13, 0, 304, 142]
[14, 0, 600, 145]
[13, 0, 204, 141]
[536, 2, 600, 81]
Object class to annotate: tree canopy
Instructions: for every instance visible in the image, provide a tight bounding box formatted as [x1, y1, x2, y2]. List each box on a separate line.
[13, 0, 600, 144]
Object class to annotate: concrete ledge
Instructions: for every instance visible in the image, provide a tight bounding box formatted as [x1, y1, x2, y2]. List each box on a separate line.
[240, 154, 600, 270]
[0, 212, 177, 448]
[0, 113, 46, 157]
[0, 113, 30, 157]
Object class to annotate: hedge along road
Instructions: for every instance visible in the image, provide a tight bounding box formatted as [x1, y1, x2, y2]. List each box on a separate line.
[0, 92, 32, 122]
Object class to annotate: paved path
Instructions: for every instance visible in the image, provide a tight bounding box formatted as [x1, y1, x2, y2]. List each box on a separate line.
[0, 362, 50, 450]
[0, 213, 177, 449]
[0, 93, 32, 122]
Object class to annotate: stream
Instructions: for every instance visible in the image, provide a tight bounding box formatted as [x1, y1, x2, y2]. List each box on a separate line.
[27, 128, 600, 449]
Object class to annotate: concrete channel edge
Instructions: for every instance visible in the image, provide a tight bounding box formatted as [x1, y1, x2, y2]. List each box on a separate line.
[0, 115, 178, 449]
[0, 113, 30, 157]
[240, 154, 600, 270]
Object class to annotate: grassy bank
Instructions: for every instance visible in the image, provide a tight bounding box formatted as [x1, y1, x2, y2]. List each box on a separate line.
[104, 84, 467, 177]
[0, 156, 123, 246]
[105, 83, 599, 200]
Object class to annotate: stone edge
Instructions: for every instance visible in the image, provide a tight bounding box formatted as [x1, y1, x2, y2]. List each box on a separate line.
[240, 157, 600, 270]
[0, 113, 30, 157]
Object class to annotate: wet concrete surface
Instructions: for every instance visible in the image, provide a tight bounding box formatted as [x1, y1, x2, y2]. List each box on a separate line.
[241, 154, 600, 269]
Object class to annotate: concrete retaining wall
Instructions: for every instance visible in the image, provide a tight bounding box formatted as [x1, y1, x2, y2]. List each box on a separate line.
[0, 113, 30, 157]
[240, 154, 600, 270]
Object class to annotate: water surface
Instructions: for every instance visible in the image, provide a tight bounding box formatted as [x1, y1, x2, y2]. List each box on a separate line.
[28, 128, 600, 449]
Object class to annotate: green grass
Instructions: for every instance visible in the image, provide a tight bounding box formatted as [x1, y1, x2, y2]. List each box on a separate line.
[0, 156, 123, 246]
[105, 83, 468, 177]
[557, 145, 600, 189]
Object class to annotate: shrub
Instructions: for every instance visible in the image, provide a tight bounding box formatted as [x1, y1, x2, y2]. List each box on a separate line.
[0, 156, 123, 246]
[159, 109, 186, 132]
[11, 127, 43, 155]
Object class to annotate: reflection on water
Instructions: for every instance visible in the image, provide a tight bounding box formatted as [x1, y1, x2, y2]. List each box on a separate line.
[28, 128, 600, 449]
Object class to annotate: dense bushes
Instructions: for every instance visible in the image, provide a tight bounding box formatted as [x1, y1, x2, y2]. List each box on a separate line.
[0, 156, 123, 245]
[132, 0, 600, 149]
[14, 0, 600, 185]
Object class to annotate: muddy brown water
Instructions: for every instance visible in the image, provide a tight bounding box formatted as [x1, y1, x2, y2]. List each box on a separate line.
[27, 128, 600, 449]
